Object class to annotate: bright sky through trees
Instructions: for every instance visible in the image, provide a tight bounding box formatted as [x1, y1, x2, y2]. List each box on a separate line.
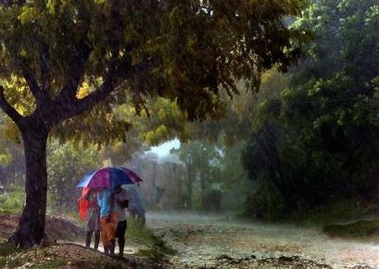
[149, 139, 180, 157]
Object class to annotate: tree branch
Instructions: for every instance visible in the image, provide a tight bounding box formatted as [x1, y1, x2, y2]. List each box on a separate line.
[45, 46, 156, 126]
[39, 42, 51, 93]
[0, 86, 22, 124]
[22, 67, 51, 109]
[58, 47, 91, 101]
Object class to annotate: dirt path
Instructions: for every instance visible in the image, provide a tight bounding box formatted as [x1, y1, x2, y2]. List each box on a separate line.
[145, 211, 379, 269]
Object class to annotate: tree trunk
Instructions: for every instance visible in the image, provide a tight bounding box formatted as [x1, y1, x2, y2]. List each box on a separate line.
[185, 164, 194, 209]
[8, 124, 49, 248]
[258, 124, 298, 211]
[199, 168, 207, 209]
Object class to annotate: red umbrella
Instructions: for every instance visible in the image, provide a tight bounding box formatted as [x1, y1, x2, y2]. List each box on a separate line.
[78, 187, 91, 220]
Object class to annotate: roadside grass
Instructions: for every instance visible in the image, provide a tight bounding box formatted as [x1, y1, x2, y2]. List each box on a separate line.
[282, 199, 379, 241]
[127, 218, 177, 263]
[284, 199, 378, 226]
[323, 219, 379, 241]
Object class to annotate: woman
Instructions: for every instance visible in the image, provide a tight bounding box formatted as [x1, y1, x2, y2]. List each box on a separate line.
[78, 188, 100, 250]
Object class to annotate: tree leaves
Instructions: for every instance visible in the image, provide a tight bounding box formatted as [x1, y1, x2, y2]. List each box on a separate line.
[0, 0, 311, 140]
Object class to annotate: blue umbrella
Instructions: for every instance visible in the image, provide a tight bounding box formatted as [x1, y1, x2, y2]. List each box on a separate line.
[76, 167, 135, 188]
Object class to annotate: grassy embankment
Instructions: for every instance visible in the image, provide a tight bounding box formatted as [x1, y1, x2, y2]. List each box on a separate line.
[0, 187, 175, 268]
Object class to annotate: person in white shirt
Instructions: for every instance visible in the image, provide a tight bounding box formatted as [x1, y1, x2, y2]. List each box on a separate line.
[114, 185, 129, 257]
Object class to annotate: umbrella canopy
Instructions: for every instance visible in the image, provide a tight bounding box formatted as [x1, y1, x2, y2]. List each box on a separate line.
[76, 167, 136, 188]
[119, 167, 143, 183]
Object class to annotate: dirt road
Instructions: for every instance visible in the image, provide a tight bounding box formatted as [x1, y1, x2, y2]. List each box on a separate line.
[144, 211, 379, 269]
[2, 213, 375, 268]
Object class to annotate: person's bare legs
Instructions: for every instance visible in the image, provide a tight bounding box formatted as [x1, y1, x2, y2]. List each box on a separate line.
[94, 230, 100, 250]
[85, 231, 92, 248]
[109, 239, 115, 254]
[118, 236, 125, 257]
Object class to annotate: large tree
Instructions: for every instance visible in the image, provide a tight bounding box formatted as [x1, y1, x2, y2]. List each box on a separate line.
[0, 0, 310, 247]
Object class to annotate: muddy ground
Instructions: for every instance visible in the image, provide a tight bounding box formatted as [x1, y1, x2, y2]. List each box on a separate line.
[1, 211, 378, 268]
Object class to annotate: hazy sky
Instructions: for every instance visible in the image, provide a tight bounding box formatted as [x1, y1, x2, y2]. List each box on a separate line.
[149, 139, 180, 157]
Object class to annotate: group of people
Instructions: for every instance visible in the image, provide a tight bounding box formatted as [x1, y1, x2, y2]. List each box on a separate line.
[79, 184, 145, 257]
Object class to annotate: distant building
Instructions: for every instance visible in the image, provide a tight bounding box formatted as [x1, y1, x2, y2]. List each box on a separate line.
[126, 154, 185, 210]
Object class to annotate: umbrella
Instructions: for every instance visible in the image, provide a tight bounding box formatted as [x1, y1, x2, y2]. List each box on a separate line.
[119, 167, 143, 184]
[76, 167, 136, 188]
[78, 187, 91, 220]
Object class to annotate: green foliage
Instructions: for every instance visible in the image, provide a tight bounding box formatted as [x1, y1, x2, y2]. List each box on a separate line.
[0, 0, 311, 141]
[292, 0, 379, 83]
[114, 97, 189, 147]
[174, 139, 224, 209]
[0, 187, 24, 215]
[47, 139, 103, 211]
[284, 0, 379, 204]
[0, 114, 16, 167]
[243, 179, 285, 220]
[241, 0, 379, 219]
